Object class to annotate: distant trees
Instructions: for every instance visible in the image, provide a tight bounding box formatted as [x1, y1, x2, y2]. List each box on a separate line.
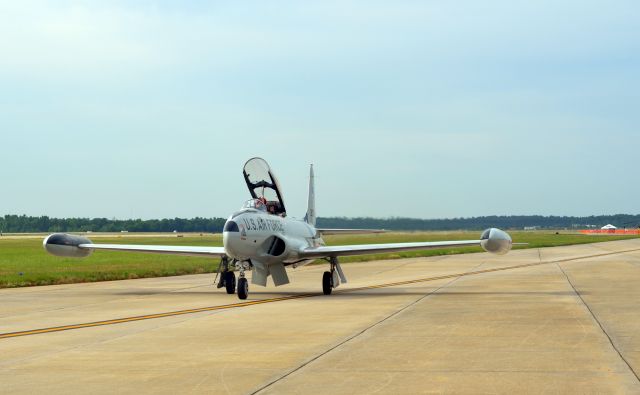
[1, 214, 639, 233]
[316, 215, 640, 231]
[0, 215, 226, 233]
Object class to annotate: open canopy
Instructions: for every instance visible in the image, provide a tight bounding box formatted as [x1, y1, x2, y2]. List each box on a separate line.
[242, 157, 286, 216]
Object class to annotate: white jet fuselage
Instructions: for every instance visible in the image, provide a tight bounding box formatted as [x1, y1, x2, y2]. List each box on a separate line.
[223, 209, 322, 268]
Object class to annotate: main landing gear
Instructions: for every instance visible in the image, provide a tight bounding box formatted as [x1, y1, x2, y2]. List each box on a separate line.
[224, 271, 236, 294]
[216, 256, 236, 294]
[322, 257, 346, 295]
[216, 257, 252, 299]
[322, 271, 333, 295]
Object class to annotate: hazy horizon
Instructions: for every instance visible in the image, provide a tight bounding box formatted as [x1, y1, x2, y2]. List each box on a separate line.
[3, 212, 639, 222]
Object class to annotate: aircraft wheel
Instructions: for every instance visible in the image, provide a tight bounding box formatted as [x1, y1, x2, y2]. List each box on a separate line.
[224, 271, 236, 294]
[238, 277, 249, 300]
[322, 271, 332, 295]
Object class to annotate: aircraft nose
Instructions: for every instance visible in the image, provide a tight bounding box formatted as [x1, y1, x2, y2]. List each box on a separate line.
[223, 220, 241, 258]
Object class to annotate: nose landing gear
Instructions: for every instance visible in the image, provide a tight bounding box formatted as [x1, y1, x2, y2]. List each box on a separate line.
[215, 257, 252, 299]
[235, 260, 251, 300]
[238, 277, 249, 300]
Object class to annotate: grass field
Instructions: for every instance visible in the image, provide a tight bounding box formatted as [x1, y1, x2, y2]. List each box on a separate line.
[1, 231, 638, 288]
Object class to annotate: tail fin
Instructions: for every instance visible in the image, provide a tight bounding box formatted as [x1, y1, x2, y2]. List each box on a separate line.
[305, 164, 316, 226]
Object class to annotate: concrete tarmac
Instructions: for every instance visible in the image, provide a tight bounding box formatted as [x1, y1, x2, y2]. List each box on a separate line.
[1, 239, 640, 394]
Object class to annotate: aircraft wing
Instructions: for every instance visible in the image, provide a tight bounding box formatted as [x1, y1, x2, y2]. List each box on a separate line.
[317, 228, 387, 235]
[297, 239, 482, 259]
[79, 243, 226, 257]
[298, 228, 514, 259]
[43, 233, 226, 258]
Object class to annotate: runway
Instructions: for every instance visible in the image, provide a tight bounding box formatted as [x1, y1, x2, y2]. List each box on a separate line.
[1, 239, 640, 394]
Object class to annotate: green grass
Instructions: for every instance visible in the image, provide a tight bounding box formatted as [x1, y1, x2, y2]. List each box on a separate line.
[0, 235, 222, 288]
[0, 231, 638, 288]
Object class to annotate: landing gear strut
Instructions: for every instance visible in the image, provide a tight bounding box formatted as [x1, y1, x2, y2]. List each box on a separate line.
[323, 257, 346, 295]
[235, 260, 251, 300]
[216, 256, 229, 287]
[215, 256, 237, 294]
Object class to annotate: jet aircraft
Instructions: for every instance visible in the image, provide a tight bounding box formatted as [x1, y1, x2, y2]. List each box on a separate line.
[44, 157, 514, 299]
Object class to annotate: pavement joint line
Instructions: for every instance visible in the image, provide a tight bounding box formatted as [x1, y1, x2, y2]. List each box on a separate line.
[556, 261, 640, 383]
[337, 247, 640, 293]
[2, 247, 640, 340]
[249, 261, 487, 395]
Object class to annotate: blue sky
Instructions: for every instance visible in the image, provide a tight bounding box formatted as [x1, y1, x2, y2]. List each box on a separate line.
[1, 1, 638, 219]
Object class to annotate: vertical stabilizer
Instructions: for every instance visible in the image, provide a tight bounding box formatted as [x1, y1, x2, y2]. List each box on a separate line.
[305, 164, 316, 226]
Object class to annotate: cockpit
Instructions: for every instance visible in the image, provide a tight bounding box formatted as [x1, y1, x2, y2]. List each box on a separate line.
[241, 198, 284, 216]
[243, 158, 287, 217]
[242, 199, 267, 212]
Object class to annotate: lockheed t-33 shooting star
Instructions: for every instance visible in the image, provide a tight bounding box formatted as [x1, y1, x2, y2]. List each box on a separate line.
[44, 157, 514, 299]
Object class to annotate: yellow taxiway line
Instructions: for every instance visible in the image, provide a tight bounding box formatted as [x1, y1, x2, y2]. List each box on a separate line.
[2, 248, 639, 340]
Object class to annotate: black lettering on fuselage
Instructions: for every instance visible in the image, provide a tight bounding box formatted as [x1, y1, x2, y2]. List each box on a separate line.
[241, 215, 284, 234]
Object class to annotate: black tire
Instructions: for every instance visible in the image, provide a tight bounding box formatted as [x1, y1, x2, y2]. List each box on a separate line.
[322, 271, 332, 295]
[238, 277, 249, 300]
[224, 271, 236, 294]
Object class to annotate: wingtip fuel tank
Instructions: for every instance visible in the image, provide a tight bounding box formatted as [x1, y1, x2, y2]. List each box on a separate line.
[480, 228, 512, 255]
[43, 233, 93, 258]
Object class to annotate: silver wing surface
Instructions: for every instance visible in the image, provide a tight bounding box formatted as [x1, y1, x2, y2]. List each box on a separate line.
[43, 233, 226, 258]
[297, 228, 514, 259]
[297, 239, 481, 259]
[79, 243, 226, 257]
[317, 228, 387, 235]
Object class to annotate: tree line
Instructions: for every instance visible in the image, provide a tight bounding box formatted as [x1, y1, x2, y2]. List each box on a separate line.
[0, 215, 226, 233]
[1, 214, 640, 233]
[318, 215, 640, 231]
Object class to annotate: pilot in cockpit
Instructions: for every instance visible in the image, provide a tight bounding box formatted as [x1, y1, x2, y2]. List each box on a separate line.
[255, 197, 267, 211]
[247, 197, 284, 217]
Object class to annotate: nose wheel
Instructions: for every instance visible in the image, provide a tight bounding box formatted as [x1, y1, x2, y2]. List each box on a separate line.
[235, 260, 251, 300]
[238, 277, 249, 299]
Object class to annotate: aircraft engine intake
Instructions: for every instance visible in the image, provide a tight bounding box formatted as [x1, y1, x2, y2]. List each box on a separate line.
[480, 228, 512, 255]
[264, 236, 287, 257]
[43, 233, 93, 258]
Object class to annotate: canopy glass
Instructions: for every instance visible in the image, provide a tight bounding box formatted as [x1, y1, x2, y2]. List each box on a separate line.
[242, 157, 286, 216]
